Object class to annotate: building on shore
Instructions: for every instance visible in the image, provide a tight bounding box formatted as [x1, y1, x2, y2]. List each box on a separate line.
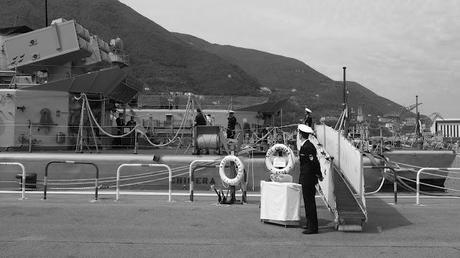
[432, 118, 460, 141]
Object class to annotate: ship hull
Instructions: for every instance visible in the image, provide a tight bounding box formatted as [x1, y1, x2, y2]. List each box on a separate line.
[383, 150, 456, 187]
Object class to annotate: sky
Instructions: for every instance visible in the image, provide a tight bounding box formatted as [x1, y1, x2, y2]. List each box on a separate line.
[120, 0, 460, 118]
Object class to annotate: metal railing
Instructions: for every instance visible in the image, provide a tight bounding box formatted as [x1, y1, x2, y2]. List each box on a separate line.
[0, 162, 26, 200]
[116, 163, 172, 202]
[363, 165, 398, 204]
[416, 167, 460, 205]
[189, 160, 220, 201]
[44, 161, 99, 200]
[188, 159, 248, 202]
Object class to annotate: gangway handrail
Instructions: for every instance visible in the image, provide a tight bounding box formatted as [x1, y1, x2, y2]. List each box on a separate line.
[416, 167, 460, 205]
[189, 160, 220, 201]
[116, 163, 172, 202]
[0, 162, 26, 200]
[44, 161, 99, 200]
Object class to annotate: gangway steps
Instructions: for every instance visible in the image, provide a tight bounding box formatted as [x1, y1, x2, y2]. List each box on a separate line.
[332, 166, 366, 231]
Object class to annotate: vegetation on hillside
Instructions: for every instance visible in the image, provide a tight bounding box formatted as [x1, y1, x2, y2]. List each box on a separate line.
[176, 33, 405, 120]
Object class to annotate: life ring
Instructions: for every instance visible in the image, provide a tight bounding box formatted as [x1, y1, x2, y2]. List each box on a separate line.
[265, 143, 295, 174]
[219, 155, 245, 186]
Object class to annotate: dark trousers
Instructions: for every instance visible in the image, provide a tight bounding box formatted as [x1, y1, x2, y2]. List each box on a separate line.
[227, 129, 235, 139]
[301, 182, 318, 231]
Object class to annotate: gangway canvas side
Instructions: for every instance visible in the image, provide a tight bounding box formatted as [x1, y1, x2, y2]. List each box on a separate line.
[315, 124, 367, 231]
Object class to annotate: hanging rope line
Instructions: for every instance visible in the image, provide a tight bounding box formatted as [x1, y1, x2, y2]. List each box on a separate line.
[79, 93, 193, 147]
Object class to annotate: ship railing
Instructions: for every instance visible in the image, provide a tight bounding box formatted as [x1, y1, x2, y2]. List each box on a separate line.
[0, 123, 194, 152]
[116, 163, 172, 202]
[0, 162, 26, 200]
[1, 123, 274, 153]
[416, 167, 460, 205]
[44, 161, 99, 201]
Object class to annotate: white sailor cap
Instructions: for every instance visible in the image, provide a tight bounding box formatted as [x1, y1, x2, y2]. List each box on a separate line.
[229, 110, 234, 113]
[305, 107, 312, 113]
[298, 124, 314, 134]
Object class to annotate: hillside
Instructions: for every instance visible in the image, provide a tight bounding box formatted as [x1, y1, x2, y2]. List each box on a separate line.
[175, 33, 404, 118]
[0, 0, 262, 95]
[175, 33, 333, 93]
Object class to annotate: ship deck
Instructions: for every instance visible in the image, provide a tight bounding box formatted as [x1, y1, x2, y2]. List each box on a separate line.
[0, 192, 459, 257]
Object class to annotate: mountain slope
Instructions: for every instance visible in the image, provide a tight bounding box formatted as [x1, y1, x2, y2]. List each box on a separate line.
[175, 33, 404, 117]
[175, 33, 333, 92]
[0, 0, 262, 95]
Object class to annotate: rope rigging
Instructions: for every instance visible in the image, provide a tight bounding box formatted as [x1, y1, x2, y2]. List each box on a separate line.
[75, 93, 193, 147]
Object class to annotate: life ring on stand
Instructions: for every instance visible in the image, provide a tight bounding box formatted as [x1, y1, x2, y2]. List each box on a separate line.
[219, 155, 245, 186]
[265, 143, 295, 174]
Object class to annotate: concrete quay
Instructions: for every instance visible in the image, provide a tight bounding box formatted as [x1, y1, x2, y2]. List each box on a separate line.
[0, 193, 459, 257]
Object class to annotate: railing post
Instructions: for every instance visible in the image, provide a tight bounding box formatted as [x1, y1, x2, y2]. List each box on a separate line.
[189, 163, 194, 202]
[189, 160, 218, 202]
[393, 168, 398, 204]
[188, 159, 249, 203]
[168, 164, 172, 202]
[0, 162, 26, 200]
[20, 163, 26, 200]
[116, 163, 172, 202]
[44, 162, 50, 200]
[416, 168, 425, 205]
[44, 161, 99, 200]
[416, 167, 460, 205]
[133, 130, 138, 154]
[116, 165, 122, 201]
[94, 164, 99, 200]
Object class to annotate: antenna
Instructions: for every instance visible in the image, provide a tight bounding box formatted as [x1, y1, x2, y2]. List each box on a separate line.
[45, 0, 48, 27]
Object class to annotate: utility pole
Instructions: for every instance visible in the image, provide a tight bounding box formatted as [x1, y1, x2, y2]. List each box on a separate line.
[416, 95, 422, 139]
[45, 0, 48, 27]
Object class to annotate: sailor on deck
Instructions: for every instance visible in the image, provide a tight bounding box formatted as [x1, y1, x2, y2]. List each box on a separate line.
[227, 110, 237, 139]
[304, 107, 313, 128]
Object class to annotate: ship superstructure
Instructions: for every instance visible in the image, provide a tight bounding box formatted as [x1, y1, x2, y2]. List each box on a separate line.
[0, 18, 142, 149]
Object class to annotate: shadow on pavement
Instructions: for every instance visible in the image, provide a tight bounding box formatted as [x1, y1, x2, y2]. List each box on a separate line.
[363, 198, 412, 233]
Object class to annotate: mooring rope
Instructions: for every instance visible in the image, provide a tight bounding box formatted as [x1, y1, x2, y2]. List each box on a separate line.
[45, 165, 189, 183]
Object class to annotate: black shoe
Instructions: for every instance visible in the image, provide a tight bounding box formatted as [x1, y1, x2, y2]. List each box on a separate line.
[302, 229, 318, 234]
[302, 225, 309, 230]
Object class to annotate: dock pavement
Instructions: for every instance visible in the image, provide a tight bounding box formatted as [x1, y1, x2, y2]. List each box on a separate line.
[0, 192, 459, 257]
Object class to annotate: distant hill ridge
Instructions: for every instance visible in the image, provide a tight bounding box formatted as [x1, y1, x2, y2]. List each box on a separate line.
[175, 33, 404, 117]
